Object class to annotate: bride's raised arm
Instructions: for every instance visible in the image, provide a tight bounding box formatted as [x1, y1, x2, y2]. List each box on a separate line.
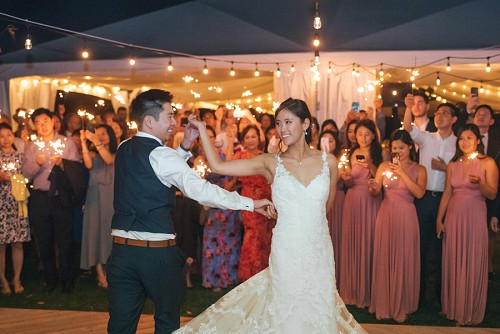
[189, 117, 270, 178]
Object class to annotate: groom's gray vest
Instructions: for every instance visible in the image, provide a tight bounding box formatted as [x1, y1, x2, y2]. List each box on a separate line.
[112, 136, 176, 234]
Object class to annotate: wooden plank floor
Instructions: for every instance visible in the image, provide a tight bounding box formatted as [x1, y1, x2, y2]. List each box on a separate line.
[0, 308, 499, 334]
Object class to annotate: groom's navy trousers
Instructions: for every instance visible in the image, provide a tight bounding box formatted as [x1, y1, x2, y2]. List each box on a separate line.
[107, 242, 186, 334]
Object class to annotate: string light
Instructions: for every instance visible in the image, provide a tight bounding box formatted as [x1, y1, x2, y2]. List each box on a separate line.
[486, 57, 491, 72]
[23, 24, 33, 51]
[314, 50, 320, 66]
[352, 63, 356, 76]
[167, 56, 173, 71]
[313, 31, 320, 47]
[203, 58, 209, 75]
[81, 48, 89, 59]
[480, 81, 484, 93]
[313, 0, 322, 29]
[290, 64, 295, 73]
[355, 64, 360, 77]
[446, 57, 451, 72]
[230, 61, 235, 76]
[327, 62, 332, 74]
[275, 63, 281, 78]
[436, 72, 440, 86]
[378, 63, 384, 77]
[254, 63, 260, 77]
[129, 56, 136, 66]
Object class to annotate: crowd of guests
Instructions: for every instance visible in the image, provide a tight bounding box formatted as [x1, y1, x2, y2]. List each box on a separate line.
[0, 93, 499, 327]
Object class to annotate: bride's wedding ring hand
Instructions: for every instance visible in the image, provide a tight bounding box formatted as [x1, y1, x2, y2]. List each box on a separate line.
[253, 199, 275, 218]
[267, 205, 277, 220]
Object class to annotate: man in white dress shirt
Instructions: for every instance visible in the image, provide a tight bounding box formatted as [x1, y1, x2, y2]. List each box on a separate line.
[404, 96, 458, 308]
[106, 89, 273, 334]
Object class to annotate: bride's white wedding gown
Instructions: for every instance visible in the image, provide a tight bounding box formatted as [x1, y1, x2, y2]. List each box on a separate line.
[175, 152, 367, 333]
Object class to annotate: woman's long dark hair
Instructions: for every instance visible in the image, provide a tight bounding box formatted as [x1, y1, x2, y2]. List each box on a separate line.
[275, 98, 312, 144]
[317, 130, 341, 157]
[390, 129, 417, 162]
[348, 119, 383, 167]
[93, 124, 118, 154]
[342, 119, 358, 150]
[0, 123, 17, 151]
[451, 124, 484, 162]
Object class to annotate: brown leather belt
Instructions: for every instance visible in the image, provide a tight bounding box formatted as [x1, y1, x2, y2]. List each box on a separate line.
[113, 236, 176, 248]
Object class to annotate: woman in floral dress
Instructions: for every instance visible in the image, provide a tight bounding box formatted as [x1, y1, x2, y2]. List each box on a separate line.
[0, 123, 30, 294]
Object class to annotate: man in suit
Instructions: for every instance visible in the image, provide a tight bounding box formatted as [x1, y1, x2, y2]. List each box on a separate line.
[473, 104, 500, 280]
[409, 91, 437, 133]
[107, 89, 273, 334]
[23, 108, 80, 293]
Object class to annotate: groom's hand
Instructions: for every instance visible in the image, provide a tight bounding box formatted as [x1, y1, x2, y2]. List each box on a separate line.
[253, 199, 275, 219]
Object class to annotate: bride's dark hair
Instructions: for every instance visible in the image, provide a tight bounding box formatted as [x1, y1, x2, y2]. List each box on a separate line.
[275, 98, 312, 144]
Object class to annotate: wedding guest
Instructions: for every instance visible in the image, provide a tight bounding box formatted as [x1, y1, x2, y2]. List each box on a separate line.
[341, 119, 358, 151]
[472, 104, 500, 281]
[80, 125, 117, 288]
[309, 117, 320, 149]
[258, 113, 275, 133]
[52, 112, 64, 135]
[0, 123, 30, 295]
[437, 124, 498, 325]
[339, 119, 383, 308]
[404, 98, 457, 308]
[318, 130, 342, 285]
[194, 126, 242, 290]
[234, 125, 275, 282]
[23, 108, 80, 293]
[369, 129, 426, 322]
[63, 112, 82, 138]
[321, 119, 339, 134]
[111, 120, 126, 143]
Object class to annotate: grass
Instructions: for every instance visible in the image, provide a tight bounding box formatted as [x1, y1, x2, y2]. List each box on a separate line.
[1, 240, 499, 328]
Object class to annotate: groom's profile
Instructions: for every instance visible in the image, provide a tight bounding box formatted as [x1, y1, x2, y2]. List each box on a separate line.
[106, 89, 272, 334]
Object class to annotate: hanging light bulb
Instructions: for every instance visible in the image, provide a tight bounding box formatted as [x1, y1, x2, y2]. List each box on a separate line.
[230, 61, 235, 76]
[378, 63, 384, 77]
[290, 64, 296, 73]
[167, 57, 173, 71]
[352, 63, 356, 76]
[81, 48, 89, 59]
[480, 82, 485, 93]
[254, 63, 260, 77]
[313, 1, 322, 29]
[129, 56, 136, 66]
[314, 50, 320, 66]
[356, 66, 360, 77]
[327, 62, 332, 74]
[313, 31, 320, 48]
[446, 57, 451, 72]
[25, 34, 32, 50]
[486, 57, 491, 72]
[436, 72, 441, 86]
[276, 63, 281, 78]
[203, 58, 209, 75]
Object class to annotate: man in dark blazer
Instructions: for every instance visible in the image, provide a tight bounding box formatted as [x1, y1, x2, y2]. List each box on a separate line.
[106, 89, 273, 334]
[473, 104, 500, 280]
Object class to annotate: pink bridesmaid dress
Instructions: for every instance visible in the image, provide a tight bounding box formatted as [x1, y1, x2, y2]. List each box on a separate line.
[327, 181, 345, 286]
[441, 157, 488, 324]
[369, 163, 420, 322]
[339, 164, 382, 308]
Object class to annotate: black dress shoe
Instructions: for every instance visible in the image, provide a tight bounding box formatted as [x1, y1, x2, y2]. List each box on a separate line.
[43, 283, 57, 293]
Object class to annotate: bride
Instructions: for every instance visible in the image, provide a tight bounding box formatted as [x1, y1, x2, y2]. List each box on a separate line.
[175, 98, 367, 333]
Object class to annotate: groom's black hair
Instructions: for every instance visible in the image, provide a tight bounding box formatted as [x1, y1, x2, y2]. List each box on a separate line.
[130, 89, 174, 130]
[275, 98, 312, 144]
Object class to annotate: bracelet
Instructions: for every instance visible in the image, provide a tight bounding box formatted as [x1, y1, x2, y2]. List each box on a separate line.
[179, 142, 190, 152]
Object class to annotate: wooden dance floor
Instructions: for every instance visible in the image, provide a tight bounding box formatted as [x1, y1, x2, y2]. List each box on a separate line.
[0, 308, 499, 333]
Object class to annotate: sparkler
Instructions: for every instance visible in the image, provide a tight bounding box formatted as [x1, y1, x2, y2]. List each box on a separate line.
[49, 138, 66, 155]
[468, 151, 479, 160]
[194, 161, 211, 178]
[338, 149, 350, 169]
[381, 170, 398, 187]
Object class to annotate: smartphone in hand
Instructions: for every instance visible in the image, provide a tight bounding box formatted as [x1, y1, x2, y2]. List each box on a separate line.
[351, 102, 360, 113]
[320, 137, 330, 152]
[391, 152, 400, 164]
[356, 154, 365, 161]
[471, 87, 479, 97]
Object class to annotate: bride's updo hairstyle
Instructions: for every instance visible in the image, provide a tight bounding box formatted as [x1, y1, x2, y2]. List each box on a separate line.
[275, 98, 312, 144]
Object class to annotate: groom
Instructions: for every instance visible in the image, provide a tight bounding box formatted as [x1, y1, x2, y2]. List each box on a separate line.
[107, 89, 273, 334]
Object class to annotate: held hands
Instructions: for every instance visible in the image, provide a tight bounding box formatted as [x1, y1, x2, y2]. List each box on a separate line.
[253, 199, 276, 219]
[183, 114, 201, 145]
[50, 154, 63, 167]
[431, 157, 447, 171]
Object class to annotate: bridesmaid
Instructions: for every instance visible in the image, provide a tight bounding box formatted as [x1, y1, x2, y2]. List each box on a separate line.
[437, 124, 498, 325]
[234, 124, 275, 282]
[339, 119, 383, 308]
[318, 129, 342, 285]
[368, 130, 427, 322]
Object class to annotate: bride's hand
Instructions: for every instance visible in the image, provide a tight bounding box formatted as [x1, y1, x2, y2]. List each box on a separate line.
[267, 205, 277, 220]
[188, 116, 206, 130]
[253, 199, 275, 218]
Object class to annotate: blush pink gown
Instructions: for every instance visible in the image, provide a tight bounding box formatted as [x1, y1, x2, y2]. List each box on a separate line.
[441, 158, 488, 324]
[339, 164, 382, 308]
[327, 181, 344, 286]
[369, 163, 420, 322]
